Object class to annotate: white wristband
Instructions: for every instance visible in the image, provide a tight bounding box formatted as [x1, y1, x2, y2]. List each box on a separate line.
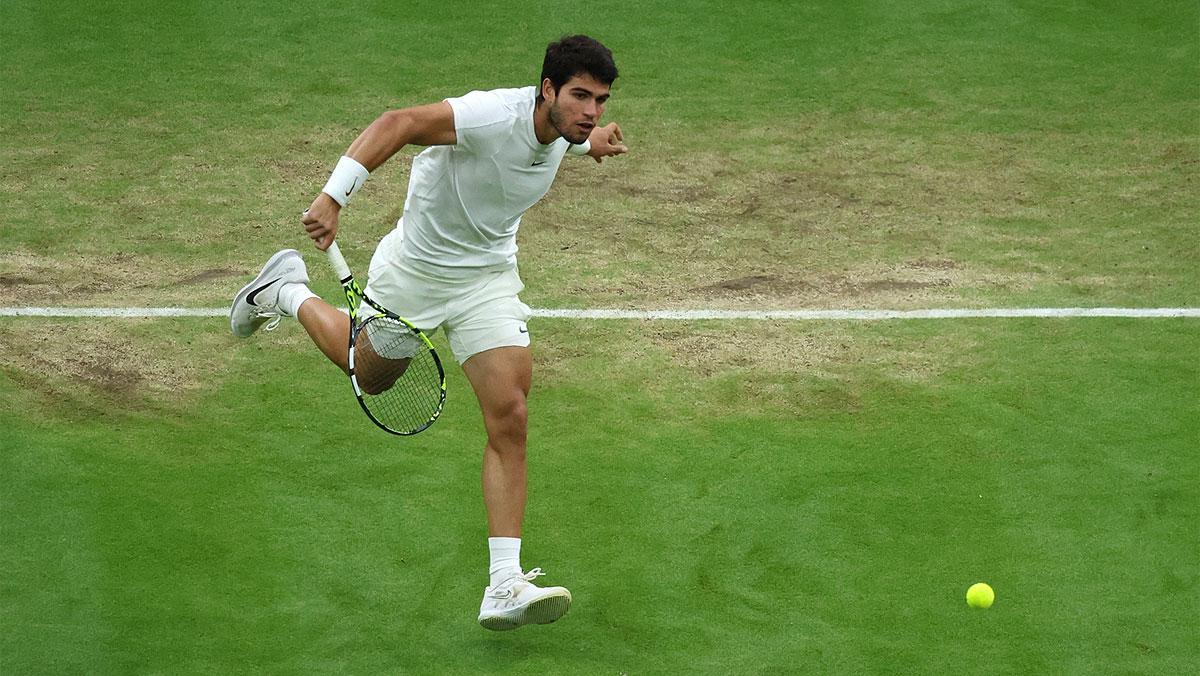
[567, 139, 592, 156]
[321, 156, 370, 207]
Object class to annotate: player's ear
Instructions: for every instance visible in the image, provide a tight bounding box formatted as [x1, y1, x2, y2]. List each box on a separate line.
[540, 78, 556, 103]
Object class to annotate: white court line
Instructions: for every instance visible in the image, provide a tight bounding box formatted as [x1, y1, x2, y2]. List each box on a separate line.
[1, 307, 1198, 319]
[534, 308, 1200, 320]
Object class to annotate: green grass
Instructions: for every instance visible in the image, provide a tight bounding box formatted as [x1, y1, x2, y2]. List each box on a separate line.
[2, 319, 1197, 673]
[2, 0, 1198, 673]
[2, 0, 1196, 308]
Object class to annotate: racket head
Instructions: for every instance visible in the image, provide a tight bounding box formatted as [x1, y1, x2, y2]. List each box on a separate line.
[349, 311, 447, 435]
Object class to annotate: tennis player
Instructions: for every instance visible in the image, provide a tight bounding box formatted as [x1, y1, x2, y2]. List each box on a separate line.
[230, 35, 626, 631]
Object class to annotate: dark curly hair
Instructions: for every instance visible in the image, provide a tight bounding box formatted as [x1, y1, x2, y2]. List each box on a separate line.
[537, 35, 618, 103]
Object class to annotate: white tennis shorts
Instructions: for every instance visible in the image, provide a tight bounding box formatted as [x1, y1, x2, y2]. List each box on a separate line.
[361, 228, 532, 364]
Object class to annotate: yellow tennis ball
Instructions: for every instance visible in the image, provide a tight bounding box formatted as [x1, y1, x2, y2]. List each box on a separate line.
[966, 582, 995, 609]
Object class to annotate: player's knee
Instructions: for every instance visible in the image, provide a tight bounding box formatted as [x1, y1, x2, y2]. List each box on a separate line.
[358, 371, 391, 396]
[485, 395, 527, 448]
[361, 379, 387, 396]
[358, 359, 408, 396]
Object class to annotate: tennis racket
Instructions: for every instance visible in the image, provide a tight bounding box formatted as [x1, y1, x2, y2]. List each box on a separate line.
[325, 241, 446, 435]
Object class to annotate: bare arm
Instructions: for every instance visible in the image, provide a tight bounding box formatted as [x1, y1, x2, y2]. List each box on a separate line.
[344, 102, 457, 171]
[585, 122, 628, 163]
[302, 102, 457, 250]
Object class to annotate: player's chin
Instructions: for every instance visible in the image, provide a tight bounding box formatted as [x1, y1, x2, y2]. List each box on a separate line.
[565, 124, 593, 144]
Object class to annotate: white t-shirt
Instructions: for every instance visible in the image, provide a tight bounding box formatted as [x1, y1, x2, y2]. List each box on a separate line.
[393, 86, 589, 278]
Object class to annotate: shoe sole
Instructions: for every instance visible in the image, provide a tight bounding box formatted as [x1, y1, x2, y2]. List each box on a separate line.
[479, 591, 571, 631]
[230, 249, 301, 337]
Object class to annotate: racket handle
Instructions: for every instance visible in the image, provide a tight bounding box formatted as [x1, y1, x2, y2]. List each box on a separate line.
[325, 241, 353, 282]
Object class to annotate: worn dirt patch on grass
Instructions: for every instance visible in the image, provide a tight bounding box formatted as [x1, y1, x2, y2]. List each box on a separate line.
[0, 319, 229, 415]
[532, 320, 981, 422]
[525, 127, 1195, 308]
[646, 322, 975, 385]
[0, 251, 277, 307]
[175, 268, 244, 286]
[4, 124, 1194, 310]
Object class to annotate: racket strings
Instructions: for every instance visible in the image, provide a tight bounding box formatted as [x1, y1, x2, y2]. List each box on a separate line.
[355, 317, 445, 434]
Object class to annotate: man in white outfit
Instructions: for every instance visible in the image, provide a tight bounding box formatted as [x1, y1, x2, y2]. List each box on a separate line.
[230, 35, 626, 630]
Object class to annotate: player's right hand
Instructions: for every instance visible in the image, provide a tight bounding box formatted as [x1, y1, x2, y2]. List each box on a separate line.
[302, 192, 341, 251]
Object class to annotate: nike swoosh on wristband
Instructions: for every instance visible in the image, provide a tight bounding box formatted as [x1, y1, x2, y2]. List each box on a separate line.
[247, 277, 284, 306]
[345, 177, 358, 197]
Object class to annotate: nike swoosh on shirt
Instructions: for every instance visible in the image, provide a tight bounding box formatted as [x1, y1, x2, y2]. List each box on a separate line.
[531, 161, 546, 166]
[247, 277, 283, 306]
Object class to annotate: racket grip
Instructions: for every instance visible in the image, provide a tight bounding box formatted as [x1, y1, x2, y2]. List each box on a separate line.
[325, 241, 353, 282]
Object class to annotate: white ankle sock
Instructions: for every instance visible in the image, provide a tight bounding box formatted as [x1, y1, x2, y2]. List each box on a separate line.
[278, 283, 318, 317]
[488, 537, 522, 586]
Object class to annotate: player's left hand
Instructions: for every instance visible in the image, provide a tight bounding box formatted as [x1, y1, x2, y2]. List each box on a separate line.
[587, 122, 627, 163]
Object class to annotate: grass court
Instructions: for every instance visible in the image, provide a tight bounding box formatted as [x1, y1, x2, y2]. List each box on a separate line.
[2, 1, 1197, 673]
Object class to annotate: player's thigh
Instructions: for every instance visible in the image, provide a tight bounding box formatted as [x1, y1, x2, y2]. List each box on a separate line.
[352, 324, 415, 394]
[461, 346, 533, 437]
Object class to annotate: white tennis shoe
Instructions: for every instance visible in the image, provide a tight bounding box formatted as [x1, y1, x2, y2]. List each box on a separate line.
[478, 568, 572, 631]
[230, 249, 309, 338]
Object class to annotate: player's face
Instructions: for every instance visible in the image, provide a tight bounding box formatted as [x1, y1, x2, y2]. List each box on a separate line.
[546, 74, 610, 144]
